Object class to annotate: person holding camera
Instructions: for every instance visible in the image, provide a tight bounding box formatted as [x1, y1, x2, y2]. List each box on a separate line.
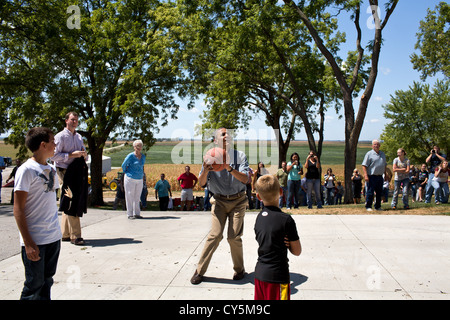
[324, 168, 336, 205]
[304, 150, 323, 209]
[425, 146, 447, 204]
[286, 153, 303, 209]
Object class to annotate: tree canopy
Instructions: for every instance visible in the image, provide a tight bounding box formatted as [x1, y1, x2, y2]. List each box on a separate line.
[166, 0, 373, 168]
[410, 2, 450, 80]
[380, 80, 449, 164]
[0, 0, 192, 204]
[382, 1, 449, 164]
[281, 0, 398, 202]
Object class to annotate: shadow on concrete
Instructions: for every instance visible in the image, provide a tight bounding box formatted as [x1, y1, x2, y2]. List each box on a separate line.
[139, 216, 181, 220]
[203, 271, 309, 292]
[0, 205, 14, 217]
[290, 273, 309, 294]
[84, 237, 143, 247]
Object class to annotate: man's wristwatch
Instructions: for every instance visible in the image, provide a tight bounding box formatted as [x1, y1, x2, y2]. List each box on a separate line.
[228, 167, 234, 173]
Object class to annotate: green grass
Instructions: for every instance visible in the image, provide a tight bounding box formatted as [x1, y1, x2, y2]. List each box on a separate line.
[0, 142, 29, 159]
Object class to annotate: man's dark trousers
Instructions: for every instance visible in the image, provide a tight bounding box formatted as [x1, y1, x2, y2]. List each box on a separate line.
[365, 175, 384, 209]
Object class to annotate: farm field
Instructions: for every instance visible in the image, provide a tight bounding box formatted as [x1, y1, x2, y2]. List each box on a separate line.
[105, 140, 373, 166]
[0, 139, 420, 191]
[0, 141, 29, 159]
[3, 140, 448, 215]
[101, 141, 448, 215]
[2, 139, 372, 166]
[104, 140, 373, 192]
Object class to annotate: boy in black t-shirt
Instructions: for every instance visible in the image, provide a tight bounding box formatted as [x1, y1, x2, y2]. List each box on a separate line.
[254, 175, 302, 300]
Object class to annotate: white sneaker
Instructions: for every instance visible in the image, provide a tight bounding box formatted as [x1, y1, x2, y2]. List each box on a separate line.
[366, 208, 373, 212]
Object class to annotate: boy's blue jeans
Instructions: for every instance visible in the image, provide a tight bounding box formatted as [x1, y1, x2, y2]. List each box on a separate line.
[20, 240, 61, 300]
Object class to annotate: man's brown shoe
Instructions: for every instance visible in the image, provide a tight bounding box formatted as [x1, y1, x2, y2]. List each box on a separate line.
[71, 238, 85, 245]
[233, 271, 245, 281]
[191, 271, 203, 285]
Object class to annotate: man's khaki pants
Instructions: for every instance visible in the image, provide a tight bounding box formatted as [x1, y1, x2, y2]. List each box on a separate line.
[196, 193, 247, 276]
[57, 168, 82, 240]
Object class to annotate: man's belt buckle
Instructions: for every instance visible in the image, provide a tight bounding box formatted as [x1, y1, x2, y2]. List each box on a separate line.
[223, 192, 243, 199]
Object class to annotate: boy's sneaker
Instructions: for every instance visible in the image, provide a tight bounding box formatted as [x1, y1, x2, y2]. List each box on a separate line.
[366, 208, 373, 212]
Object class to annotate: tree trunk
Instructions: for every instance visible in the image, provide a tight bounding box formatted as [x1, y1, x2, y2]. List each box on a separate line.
[344, 129, 358, 204]
[281, 1, 396, 204]
[277, 132, 289, 168]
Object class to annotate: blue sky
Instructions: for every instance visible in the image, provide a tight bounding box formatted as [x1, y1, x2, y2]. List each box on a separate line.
[156, 0, 445, 141]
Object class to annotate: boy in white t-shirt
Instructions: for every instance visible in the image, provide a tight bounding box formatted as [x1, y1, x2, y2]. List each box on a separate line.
[13, 127, 62, 300]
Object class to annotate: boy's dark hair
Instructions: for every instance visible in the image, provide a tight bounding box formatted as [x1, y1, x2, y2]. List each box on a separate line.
[25, 127, 53, 152]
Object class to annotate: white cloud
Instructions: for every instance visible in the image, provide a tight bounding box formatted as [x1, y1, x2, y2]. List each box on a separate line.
[374, 96, 383, 101]
[380, 67, 391, 75]
[370, 118, 380, 123]
[179, 107, 200, 113]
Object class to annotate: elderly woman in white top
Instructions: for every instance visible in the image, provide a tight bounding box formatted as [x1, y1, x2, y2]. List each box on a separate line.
[121, 140, 146, 219]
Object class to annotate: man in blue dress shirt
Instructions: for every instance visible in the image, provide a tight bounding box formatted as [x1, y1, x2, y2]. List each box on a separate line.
[191, 128, 250, 284]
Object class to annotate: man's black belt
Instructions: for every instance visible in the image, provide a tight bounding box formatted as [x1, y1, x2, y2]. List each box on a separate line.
[215, 191, 246, 199]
